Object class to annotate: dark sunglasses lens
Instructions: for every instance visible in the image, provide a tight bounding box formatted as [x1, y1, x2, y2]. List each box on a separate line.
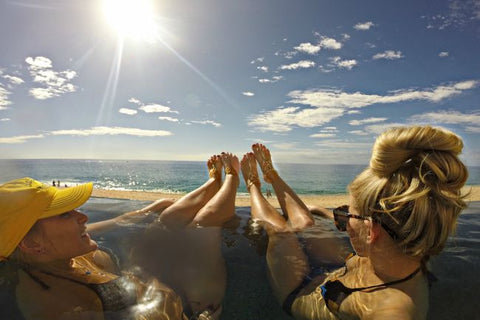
[333, 207, 348, 231]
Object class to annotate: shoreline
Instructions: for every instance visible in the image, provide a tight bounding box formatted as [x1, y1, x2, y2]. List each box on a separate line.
[91, 185, 480, 208]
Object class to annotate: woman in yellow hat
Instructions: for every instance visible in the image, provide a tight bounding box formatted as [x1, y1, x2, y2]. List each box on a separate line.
[0, 152, 240, 320]
[241, 126, 468, 320]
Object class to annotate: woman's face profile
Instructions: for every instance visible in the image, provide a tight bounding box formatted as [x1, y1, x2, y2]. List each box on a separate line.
[33, 210, 98, 260]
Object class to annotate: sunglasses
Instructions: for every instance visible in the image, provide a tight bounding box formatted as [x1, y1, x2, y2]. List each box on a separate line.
[333, 205, 399, 239]
[332, 205, 368, 231]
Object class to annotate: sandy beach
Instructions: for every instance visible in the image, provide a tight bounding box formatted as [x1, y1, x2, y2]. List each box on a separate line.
[91, 185, 480, 208]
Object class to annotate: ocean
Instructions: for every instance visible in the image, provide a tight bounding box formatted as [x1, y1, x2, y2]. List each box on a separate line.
[1, 159, 479, 195]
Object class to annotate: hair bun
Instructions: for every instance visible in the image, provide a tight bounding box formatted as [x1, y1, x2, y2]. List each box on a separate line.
[369, 126, 464, 178]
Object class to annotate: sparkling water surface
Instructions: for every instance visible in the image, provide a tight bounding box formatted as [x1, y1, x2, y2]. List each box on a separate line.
[1, 159, 479, 195]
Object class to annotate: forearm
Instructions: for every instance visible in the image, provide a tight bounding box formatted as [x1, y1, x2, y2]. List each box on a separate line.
[307, 205, 334, 219]
[87, 198, 175, 235]
[266, 231, 310, 304]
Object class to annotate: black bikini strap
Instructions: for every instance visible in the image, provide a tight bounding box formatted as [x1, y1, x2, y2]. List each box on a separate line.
[350, 267, 421, 293]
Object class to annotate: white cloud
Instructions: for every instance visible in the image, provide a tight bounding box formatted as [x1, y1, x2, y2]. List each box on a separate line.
[242, 91, 255, 96]
[348, 130, 369, 136]
[129, 97, 142, 105]
[342, 34, 351, 40]
[372, 50, 404, 60]
[119, 108, 138, 115]
[350, 123, 407, 136]
[439, 51, 449, 57]
[3, 75, 24, 85]
[409, 110, 480, 126]
[1, 118, 10, 121]
[258, 76, 284, 83]
[280, 60, 316, 70]
[25, 56, 77, 100]
[0, 134, 44, 144]
[257, 66, 269, 72]
[158, 116, 179, 122]
[190, 120, 222, 127]
[349, 117, 387, 126]
[329, 57, 358, 70]
[294, 42, 321, 54]
[422, 0, 480, 30]
[0, 86, 12, 109]
[310, 133, 336, 138]
[248, 80, 477, 133]
[26, 56, 52, 69]
[284, 51, 298, 59]
[288, 80, 477, 107]
[139, 103, 178, 114]
[319, 36, 342, 50]
[49, 126, 172, 137]
[362, 123, 407, 135]
[354, 21, 375, 30]
[310, 126, 338, 138]
[466, 126, 480, 133]
[250, 57, 265, 64]
[248, 106, 345, 132]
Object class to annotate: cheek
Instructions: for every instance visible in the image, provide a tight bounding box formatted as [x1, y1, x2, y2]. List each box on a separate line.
[347, 221, 369, 254]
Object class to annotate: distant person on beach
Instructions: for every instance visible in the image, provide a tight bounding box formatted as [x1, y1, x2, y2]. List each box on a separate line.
[52, 180, 56, 187]
[266, 187, 272, 198]
[242, 126, 468, 320]
[0, 152, 239, 320]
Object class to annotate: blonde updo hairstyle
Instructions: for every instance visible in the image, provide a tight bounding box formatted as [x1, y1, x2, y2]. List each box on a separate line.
[348, 126, 468, 261]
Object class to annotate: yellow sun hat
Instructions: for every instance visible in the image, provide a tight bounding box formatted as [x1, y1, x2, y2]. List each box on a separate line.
[0, 177, 93, 261]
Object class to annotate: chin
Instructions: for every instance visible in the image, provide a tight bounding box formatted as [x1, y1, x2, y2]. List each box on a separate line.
[88, 239, 99, 251]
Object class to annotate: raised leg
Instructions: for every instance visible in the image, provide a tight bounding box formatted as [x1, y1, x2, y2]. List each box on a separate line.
[241, 152, 288, 231]
[180, 152, 240, 317]
[190, 152, 240, 227]
[252, 143, 314, 231]
[241, 152, 310, 304]
[158, 155, 223, 228]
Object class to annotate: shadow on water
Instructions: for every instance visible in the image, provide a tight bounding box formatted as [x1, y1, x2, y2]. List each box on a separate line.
[1, 199, 479, 320]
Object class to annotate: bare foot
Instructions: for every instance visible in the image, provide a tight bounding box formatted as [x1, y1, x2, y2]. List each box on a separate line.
[241, 153, 261, 191]
[252, 143, 279, 183]
[220, 152, 240, 179]
[207, 154, 223, 182]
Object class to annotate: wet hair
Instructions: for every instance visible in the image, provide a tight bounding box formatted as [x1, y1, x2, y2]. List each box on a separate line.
[348, 126, 468, 260]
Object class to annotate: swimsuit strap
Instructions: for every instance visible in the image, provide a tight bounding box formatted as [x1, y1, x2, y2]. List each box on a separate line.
[348, 267, 421, 293]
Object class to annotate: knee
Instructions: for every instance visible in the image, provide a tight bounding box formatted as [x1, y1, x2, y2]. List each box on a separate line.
[291, 216, 314, 231]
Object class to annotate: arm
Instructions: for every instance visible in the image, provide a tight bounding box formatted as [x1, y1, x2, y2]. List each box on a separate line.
[264, 226, 311, 305]
[365, 308, 414, 320]
[307, 205, 334, 219]
[86, 198, 175, 235]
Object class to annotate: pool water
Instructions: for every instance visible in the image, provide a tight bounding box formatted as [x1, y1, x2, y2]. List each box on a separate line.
[1, 198, 479, 319]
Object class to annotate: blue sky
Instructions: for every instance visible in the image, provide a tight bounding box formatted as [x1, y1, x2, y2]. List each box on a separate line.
[0, 0, 479, 165]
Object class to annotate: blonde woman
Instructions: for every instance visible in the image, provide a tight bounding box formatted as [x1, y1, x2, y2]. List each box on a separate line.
[242, 126, 468, 320]
[0, 152, 240, 320]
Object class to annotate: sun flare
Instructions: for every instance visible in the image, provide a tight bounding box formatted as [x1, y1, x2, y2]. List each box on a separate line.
[103, 0, 158, 42]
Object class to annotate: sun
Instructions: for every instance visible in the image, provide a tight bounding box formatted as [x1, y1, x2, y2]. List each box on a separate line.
[103, 0, 158, 42]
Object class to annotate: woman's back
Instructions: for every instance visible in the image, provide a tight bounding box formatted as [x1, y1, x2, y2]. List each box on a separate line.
[292, 255, 429, 320]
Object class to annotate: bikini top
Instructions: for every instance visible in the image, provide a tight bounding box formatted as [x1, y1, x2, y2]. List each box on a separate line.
[19, 247, 138, 319]
[23, 268, 138, 320]
[283, 253, 424, 316]
[320, 265, 421, 313]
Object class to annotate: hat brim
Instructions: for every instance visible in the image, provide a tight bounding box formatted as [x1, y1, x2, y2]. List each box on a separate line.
[40, 182, 93, 219]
